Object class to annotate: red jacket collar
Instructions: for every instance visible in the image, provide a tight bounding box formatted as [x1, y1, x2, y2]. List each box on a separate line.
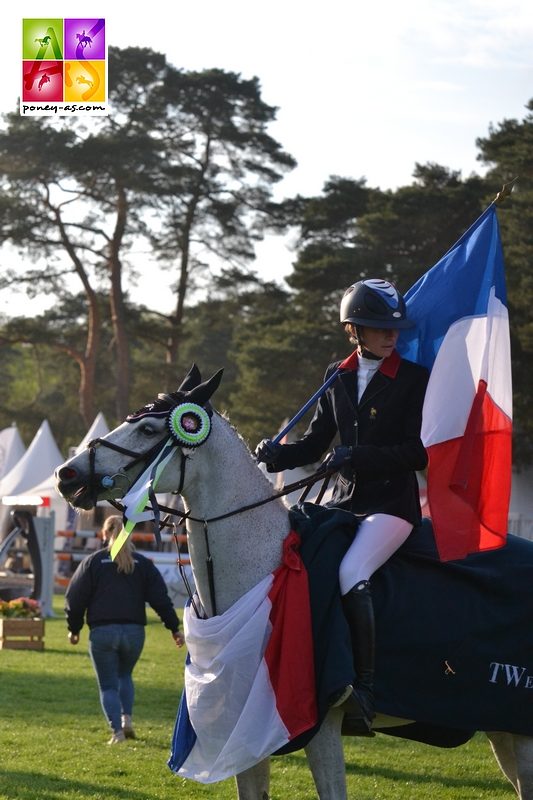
[339, 349, 401, 378]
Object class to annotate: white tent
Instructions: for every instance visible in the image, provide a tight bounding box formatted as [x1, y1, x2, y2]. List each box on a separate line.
[0, 420, 64, 533]
[0, 420, 64, 499]
[0, 424, 26, 481]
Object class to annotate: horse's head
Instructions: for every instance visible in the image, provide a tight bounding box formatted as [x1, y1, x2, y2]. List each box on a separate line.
[55, 364, 224, 509]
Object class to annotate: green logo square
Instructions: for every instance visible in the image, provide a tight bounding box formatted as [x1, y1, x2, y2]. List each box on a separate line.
[22, 19, 63, 60]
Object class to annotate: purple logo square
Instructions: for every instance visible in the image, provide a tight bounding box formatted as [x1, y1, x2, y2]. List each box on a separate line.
[64, 18, 105, 60]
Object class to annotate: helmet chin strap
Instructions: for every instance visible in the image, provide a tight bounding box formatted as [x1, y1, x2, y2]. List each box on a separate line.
[359, 347, 382, 361]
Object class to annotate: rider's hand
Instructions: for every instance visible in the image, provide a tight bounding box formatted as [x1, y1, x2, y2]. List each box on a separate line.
[254, 439, 282, 465]
[320, 445, 353, 473]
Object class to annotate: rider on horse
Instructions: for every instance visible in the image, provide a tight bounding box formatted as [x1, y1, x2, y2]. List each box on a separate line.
[255, 279, 429, 735]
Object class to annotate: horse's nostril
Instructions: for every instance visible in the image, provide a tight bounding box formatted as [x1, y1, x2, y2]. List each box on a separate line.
[58, 466, 78, 481]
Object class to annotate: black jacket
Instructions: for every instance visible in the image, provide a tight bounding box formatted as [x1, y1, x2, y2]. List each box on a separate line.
[269, 350, 429, 525]
[65, 548, 180, 635]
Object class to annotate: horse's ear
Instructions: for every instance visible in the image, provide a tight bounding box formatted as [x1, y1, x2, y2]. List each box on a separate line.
[177, 364, 202, 393]
[188, 368, 224, 406]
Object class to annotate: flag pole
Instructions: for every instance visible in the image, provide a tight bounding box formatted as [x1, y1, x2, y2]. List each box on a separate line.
[271, 351, 357, 445]
[271, 369, 341, 445]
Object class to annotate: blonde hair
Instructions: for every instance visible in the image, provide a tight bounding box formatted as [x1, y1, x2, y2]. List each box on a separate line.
[102, 515, 135, 574]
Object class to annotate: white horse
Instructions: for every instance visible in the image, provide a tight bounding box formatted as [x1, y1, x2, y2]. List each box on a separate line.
[55, 366, 533, 800]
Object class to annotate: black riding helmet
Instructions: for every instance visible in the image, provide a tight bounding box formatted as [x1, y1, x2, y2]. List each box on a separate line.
[339, 279, 413, 329]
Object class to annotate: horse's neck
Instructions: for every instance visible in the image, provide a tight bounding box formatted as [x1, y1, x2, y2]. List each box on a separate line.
[182, 418, 290, 616]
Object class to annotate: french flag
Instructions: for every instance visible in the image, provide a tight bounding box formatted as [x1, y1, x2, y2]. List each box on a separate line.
[168, 531, 317, 783]
[398, 204, 512, 561]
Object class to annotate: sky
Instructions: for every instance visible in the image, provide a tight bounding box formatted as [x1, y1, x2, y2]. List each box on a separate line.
[2, 0, 533, 316]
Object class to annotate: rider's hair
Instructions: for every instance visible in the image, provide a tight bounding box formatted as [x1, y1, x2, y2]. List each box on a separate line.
[102, 515, 135, 574]
[344, 322, 361, 347]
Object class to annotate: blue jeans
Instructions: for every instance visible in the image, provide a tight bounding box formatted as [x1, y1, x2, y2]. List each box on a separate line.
[89, 624, 145, 733]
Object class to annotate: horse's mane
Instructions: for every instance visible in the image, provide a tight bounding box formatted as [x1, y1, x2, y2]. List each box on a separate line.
[215, 409, 280, 497]
[215, 408, 251, 451]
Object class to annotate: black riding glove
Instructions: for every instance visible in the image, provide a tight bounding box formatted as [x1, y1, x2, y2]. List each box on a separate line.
[255, 438, 282, 465]
[320, 445, 353, 473]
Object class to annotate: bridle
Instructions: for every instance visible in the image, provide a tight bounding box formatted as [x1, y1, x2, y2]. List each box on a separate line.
[84, 427, 335, 617]
[86, 433, 189, 500]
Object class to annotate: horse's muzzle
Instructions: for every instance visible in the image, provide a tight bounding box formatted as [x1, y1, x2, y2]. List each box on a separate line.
[55, 465, 101, 510]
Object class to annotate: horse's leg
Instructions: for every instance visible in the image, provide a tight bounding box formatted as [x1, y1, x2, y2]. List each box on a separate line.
[487, 732, 520, 795]
[235, 758, 270, 800]
[513, 735, 533, 800]
[487, 731, 533, 799]
[304, 708, 347, 800]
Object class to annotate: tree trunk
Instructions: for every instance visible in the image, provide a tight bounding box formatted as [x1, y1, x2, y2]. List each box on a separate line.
[79, 290, 101, 426]
[166, 243, 189, 381]
[165, 135, 212, 387]
[53, 203, 101, 427]
[109, 182, 130, 420]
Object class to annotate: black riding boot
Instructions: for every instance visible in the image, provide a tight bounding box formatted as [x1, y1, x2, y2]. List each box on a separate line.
[340, 580, 376, 736]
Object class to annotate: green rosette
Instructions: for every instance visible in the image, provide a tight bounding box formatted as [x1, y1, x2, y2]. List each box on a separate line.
[168, 403, 211, 448]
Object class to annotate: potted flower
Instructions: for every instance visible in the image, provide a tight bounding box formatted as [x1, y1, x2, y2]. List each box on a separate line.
[0, 597, 44, 650]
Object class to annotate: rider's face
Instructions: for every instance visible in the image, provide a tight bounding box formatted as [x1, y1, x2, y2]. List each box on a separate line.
[358, 326, 399, 358]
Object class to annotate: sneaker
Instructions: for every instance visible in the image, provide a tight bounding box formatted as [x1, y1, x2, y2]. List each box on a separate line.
[122, 724, 136, 740]
[121, 714, 136, 739]
[108, 730, 126, 745]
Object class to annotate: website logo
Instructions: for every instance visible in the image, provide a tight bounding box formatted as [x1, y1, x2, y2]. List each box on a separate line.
[21, 18, 108, 116]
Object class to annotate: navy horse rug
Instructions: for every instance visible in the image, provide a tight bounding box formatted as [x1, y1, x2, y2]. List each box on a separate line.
[372, 518, 533, 738]
[292, 503, 533, 744]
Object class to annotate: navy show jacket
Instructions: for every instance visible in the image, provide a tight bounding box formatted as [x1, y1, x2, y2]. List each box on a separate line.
[268, 349, 430, 526]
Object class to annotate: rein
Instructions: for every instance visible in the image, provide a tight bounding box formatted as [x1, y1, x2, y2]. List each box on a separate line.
[109, 466, 335, 527]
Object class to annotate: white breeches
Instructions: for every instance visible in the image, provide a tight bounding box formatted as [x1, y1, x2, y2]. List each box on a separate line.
[339, 513, 413, 595]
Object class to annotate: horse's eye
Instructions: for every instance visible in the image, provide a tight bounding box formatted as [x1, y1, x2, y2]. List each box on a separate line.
[139, 423, 157, 436]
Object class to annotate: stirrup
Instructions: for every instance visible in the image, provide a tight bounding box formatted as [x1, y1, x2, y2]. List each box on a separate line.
[330, 685, 354, 708]
[329, 685, 375, 736]
[340, 688, 375, 734]
[342, 712, 376, 738]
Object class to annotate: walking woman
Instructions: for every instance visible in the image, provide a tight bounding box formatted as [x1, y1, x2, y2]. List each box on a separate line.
[255, 279, 429, 734]
[65, 515, 184, 744]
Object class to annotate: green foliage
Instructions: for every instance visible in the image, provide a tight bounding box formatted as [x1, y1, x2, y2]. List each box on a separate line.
[1, 47, 298, 420]
[0, 340, 80, 450]
[356, 165, 490, 288]
[228, 284, 348, 447]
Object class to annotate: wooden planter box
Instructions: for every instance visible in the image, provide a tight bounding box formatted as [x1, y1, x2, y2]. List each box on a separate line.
[0, 618, 45, 650]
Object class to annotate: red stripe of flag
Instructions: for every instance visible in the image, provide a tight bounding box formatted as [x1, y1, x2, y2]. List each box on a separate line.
[427, 381, 512, 560]
[264, 530, 317, 738]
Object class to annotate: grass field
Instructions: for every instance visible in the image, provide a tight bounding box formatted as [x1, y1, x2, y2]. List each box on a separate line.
[0, 596, 516, 800]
